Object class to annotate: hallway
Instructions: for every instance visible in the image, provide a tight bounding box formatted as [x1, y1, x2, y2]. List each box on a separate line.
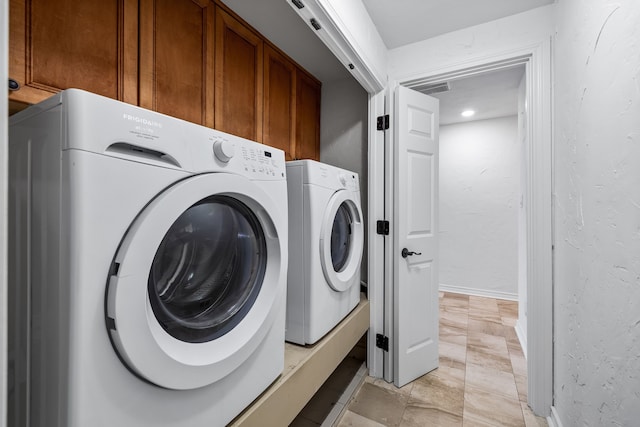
[337, 292, 547, 426]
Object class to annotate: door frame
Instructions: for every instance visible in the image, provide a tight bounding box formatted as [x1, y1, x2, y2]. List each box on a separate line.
[367, 39, 553, 415]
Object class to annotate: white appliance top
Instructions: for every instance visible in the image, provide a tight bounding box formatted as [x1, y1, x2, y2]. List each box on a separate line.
[10, 89, 285, 181]
[286, 159, 359, 192]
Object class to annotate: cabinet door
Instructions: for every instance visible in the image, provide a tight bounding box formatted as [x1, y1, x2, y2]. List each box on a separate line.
[295, 70, 321, 161]
[9, 0, 138, 105]
[139, 0, 214, 126]
[263, 45, 296, 160]
[214, 6, 263, 142]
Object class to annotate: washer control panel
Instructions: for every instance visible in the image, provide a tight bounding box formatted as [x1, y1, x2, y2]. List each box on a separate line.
[212, 138, 235, 162]
[207, 134, 283, 178]
[195, 128, 284, 178]
[239, 144, 282, 177]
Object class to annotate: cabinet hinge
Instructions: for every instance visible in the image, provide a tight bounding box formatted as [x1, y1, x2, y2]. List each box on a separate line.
[376, 114, 389, 131]
[376, 220, 389, 235]
[376, 334, 389, 352]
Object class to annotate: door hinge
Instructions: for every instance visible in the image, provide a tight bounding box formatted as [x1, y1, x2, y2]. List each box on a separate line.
[376, 220, 389, 235]
[376, 334, 389, 351]
[376, 114, 389, 131]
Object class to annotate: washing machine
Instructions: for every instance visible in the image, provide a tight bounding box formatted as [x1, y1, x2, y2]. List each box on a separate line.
[285, 160, 364, 345]
[8, 89, 288, 427]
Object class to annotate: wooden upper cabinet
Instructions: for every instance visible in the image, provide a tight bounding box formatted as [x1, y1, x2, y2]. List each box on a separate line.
[214, 6, 263, 142]
[263, 45, 321, 161]
[295, 69, 321, 161]
[263, 45, 296, 160]
[9, 0, 138, 105]
[138, 0, 214, 126]
[9, 0, 321, 160]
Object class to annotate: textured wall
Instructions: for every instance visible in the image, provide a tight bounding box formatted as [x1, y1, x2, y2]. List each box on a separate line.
[553, 0, 640, 424]
[439, 116, 519, 297]
[320, 77, 369, 284]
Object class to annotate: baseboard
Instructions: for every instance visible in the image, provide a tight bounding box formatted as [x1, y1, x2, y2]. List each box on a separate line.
[439, 283, 518, 301]
[515, 319, 528, 359]
[546, 406, 564, 427]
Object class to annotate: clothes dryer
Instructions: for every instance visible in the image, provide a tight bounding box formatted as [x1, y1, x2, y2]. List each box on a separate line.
[285, 160, 363, 345]
[8, 90, 288, 427]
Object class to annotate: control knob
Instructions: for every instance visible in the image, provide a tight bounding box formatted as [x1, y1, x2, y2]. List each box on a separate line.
[213, 139, 235, 162]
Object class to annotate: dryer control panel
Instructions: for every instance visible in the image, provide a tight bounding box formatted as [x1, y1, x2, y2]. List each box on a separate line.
[294, 159, 360, 192]
[337, 172, 359, 192]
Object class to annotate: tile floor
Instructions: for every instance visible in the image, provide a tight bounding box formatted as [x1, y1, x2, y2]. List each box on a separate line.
[291, 292, 549, 426]
[334, 292, 548, 427]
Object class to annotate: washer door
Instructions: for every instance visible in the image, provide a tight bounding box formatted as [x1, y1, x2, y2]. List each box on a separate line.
[319, 190, 364, 292]
[106, 173, 285, 390]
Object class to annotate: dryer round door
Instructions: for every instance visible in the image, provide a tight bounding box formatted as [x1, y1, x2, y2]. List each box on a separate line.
[319, 190, 364, 292]
[105, 173, 286, 390]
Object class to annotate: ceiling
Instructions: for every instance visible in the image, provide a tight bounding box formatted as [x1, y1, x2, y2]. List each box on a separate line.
[423, 66, 525, 125]
[361, 0, 554, 49]
[221, 0, 545, 124]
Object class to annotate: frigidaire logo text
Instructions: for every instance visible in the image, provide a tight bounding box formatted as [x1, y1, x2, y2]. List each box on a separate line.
[122, 113, 163, 128]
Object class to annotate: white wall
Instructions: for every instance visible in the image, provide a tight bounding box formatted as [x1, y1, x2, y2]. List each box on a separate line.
[388, 5, 555, 83]
[320, 77, 369, 283]
[439, 116, 519, 298]
[553, 0, 640, 425]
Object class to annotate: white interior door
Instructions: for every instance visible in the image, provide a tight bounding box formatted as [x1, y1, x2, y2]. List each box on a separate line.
[392, 85, 439, 387]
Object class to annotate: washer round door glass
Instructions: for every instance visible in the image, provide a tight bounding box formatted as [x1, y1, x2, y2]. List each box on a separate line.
[330, 202, 353, 272]
[319, 191, 364, 293]
[148, 195, 266, 344]
[106, 172, 286, 390]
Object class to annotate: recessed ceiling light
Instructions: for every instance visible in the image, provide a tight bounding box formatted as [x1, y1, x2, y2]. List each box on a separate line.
[461, 110, 475, 117]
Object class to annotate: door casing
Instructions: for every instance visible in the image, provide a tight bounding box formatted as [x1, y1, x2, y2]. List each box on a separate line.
[367, 39, 553, 416]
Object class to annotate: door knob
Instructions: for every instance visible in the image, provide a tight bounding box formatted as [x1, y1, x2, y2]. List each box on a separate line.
[401, 248, 422, 258]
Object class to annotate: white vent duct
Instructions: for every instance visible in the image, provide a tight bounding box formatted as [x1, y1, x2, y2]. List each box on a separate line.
[287, 0, 386, 93]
